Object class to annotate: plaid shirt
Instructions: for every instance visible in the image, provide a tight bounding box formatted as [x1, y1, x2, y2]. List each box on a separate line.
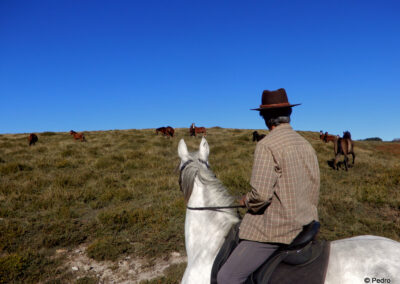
[239, 124, 320, 244]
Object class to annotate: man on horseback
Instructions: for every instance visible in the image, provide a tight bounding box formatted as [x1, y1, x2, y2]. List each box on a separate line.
[217, 88, 320, 283]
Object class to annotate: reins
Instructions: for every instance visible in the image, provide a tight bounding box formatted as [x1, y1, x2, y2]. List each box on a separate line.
[179, 159, 245, 211]
[186, 205, 245, 211]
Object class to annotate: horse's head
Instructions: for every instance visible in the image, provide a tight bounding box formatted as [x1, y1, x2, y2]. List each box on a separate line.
[70, 130, 76, 135]
[178, 138, 211, 202]
[178, 137, 209, 170]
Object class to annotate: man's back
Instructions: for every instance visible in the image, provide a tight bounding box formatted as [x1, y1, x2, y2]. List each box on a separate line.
[239, 124, 320, 244]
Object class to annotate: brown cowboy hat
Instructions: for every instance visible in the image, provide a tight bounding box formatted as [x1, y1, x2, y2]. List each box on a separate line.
[251, 88, 301, 111]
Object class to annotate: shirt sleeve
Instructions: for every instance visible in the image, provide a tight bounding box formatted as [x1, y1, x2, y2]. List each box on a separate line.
[246, 143, 279, 213]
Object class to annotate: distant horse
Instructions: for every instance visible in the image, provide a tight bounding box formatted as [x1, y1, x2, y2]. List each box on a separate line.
[28, 133, 38, 146]
[70, 130, 86, 142]
[319, 131, 336, 143]
[156, 127, 167, 135]
[156, 126, 174, 137]
[333, 131, 355, 171]
[166, 126, 175, 137]
[252, 131, 266, 142]
[178, 138, 400, 284]
[190, 123, 206, 137]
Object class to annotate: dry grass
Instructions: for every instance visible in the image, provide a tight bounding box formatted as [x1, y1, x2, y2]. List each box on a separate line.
[0, 128, 399, 283]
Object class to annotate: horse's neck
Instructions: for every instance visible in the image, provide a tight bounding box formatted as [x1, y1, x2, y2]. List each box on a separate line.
[185, 177, 238, 263]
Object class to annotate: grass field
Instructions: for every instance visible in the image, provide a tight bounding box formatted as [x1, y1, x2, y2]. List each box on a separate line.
[1, 128, 400, 283]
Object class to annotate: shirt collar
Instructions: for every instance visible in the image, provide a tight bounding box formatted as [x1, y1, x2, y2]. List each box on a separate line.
[270, 123, 292, 133]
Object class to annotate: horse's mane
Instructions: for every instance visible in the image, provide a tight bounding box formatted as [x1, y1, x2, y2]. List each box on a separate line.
[179, 153, 235, 208]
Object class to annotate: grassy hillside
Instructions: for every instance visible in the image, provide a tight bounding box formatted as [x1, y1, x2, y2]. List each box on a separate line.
[0, 128, 399, 283]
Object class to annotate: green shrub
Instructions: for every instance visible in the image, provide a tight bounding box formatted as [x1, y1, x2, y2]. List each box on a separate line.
[0, 251, 55, 283]
[0, 253, 26, 282]
[87, 236, 131, 261]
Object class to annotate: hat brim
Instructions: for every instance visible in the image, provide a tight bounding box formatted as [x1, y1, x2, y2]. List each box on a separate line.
[251, 103, 301, 111]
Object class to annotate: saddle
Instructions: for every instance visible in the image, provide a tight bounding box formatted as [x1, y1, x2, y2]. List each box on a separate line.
[211, 221, 330, 284]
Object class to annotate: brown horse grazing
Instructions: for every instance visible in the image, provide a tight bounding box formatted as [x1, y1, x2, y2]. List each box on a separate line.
[190, 123, 206, 137]
[70, 130, 86, 142]
[333, 131, 355, 171]
[156, 126, 174, 137]
[28, 133, 38, 146]
[319, 131, 336, 143]
[252, 131, 266, 142]
[166, 126, 175, 137]
[156, 127, 166, 135]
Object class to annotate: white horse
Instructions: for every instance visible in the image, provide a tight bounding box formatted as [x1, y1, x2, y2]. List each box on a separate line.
[178, 138, 400, 284]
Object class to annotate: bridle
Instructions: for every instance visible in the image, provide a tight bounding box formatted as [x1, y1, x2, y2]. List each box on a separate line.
[179, 159, 245, 211]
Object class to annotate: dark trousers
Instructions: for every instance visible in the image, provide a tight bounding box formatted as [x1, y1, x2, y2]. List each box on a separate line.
[217, 240, 278, 284]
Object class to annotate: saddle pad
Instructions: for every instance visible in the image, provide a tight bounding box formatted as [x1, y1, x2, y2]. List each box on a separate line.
[269, 241, 331, 284]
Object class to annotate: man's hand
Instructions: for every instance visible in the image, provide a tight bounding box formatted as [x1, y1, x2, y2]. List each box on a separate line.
[238, 195, 247, 207]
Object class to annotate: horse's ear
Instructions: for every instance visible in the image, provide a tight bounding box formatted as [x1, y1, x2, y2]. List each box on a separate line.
[199, 137, 209, 162]
[178, 139, 190, 161]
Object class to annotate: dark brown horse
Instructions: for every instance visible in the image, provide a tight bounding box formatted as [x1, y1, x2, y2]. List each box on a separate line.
[252, 131, 266, 142]
[156, 127, 167, 135]
[28, 133, 38, 146]
[319, 131, 336, 143]
[156, 126, 174, 137]
[70, 130, 86, 142]
[166, 126, 175, 137]
[333, 131, 355, 171]
[190, 123, 206, 137]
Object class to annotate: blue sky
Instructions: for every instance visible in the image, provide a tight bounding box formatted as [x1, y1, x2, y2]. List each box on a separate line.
[1, 0, 400, 141]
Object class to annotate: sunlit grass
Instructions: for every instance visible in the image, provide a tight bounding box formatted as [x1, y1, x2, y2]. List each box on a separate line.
[0, 128, 399, 282]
